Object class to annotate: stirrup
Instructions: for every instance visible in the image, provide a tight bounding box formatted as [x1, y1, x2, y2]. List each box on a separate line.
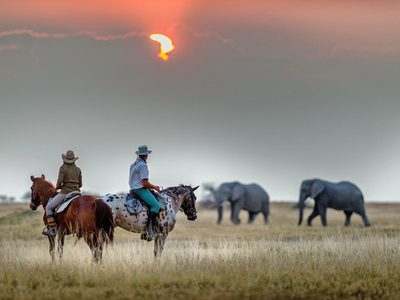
[140, 233, 153, 242]
[42, 226, 56, 237]
[139, 231, 154, 242]
[146, 229, 162, 239]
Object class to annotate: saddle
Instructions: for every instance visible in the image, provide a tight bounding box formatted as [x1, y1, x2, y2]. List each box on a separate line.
[55, 191, 82, 214]
[125, 190, 166, 215]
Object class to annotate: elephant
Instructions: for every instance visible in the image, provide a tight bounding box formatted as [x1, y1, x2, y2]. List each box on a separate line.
[212, 182, 270, 225]
[298, 179, 370, 227]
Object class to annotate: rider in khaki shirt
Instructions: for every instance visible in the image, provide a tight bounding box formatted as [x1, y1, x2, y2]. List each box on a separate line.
[56, 162, 82, 194]
[42, 150, 82, 236]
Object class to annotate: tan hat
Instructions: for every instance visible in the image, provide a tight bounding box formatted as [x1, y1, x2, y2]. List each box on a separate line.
[62, 150, 78, 163]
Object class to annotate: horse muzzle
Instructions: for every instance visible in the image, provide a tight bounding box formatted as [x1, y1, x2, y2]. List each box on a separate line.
[187, 213, 197, 221]
[30, 203, 38, 210]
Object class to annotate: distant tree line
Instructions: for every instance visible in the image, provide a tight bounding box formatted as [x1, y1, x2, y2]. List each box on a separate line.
[0, 195, 16, 203]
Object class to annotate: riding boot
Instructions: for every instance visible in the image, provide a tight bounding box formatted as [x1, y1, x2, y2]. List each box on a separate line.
[146, 211, 160, 241]
[140, 211, 154, 241]
[42, 216, 57, 237]
[140, 215, 151, 241]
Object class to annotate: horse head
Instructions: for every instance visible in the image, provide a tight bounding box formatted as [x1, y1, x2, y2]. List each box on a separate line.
[29, 175, 54, 210]
[180, 185, 199, 221]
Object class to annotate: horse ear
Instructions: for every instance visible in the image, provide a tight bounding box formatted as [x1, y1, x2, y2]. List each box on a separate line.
[192, 185, 199, 191]
[41, 174, 45, 179]
[30, 175, 35, 182]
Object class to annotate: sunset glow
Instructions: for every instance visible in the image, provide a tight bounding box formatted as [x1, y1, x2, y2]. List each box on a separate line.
[149, 33, 175, 61]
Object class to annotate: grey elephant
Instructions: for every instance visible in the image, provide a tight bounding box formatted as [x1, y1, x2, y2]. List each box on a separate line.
[298, 179, 370, 227]
[213, 182, 270, 225]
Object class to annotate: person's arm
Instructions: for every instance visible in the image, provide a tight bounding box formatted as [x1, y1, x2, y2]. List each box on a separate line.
[142, 179, 160, 192]
[79, 169, 82, 188]
[139, 164, 160, 192]
[55, 167, 64, 190]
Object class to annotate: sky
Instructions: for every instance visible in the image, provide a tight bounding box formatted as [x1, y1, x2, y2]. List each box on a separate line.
[1, 0, 400, 201]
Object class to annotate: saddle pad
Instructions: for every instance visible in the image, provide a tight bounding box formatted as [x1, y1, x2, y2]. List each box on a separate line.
[55, 196, 79, 214]
[157, 194, 167, 210]
[125, 195, 144, 215]
[125, 192, 166, 215]
[64, 191, 81, 202]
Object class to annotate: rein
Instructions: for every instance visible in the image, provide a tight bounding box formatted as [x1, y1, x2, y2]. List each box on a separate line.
[31, 184, 57, 208]
[179, 196, 195, 214]
[132, 185, 197, 220]
[162, 189, 186, 210]
[162, 187, 196, 216]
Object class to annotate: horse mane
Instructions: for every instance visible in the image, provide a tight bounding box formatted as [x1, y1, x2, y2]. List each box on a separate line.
[163, 184, 191, 196]
[36, 177, 57, 196]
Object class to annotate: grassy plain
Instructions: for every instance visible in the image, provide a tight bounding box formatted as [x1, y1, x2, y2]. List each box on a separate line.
[0, 202, 399, 299]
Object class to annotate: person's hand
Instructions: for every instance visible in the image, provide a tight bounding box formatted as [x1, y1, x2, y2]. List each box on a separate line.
[154, 186, 161, 192]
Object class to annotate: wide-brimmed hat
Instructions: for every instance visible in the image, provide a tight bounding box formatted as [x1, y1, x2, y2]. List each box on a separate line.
[135, 145, 152, 156]
[62, 150, 79, 163]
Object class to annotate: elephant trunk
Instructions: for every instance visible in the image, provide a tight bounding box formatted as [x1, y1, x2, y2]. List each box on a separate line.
[217, 205, 223, 225]
[298, 193, 305, 226]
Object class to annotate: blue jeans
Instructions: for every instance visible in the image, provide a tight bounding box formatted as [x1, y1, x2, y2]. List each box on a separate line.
[46, 194, 66, 216]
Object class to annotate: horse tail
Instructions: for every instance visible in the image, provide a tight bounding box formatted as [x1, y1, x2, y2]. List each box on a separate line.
[94, 198, 114, 245]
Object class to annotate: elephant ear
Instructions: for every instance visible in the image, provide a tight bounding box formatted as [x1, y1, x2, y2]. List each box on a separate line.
[232, 184, 245, 202]
[310, 181, 325, 199]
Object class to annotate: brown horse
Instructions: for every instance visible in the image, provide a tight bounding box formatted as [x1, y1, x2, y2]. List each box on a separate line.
[29, 175, 114, 262]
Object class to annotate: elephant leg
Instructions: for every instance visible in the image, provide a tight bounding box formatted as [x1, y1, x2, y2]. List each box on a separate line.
[307, 204, 319, 226]
[217, 206, 223, 225]
[358, 210, 371, 227]
[344, 211, 353, 226]
[261, 203, 269, 225]
[248, 212, 257, 224]
[231, 203, 241, 225]
[318, 206, 327, 226]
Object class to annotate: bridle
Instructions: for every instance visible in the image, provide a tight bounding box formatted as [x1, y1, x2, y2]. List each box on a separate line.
[30, 183, 56, 209]
[30, 196, 41, 208]
[180, 190, 197, 218]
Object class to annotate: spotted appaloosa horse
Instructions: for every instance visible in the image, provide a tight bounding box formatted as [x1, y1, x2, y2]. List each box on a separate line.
[29, 175, 114, 262]
[100, 185, 199, 257]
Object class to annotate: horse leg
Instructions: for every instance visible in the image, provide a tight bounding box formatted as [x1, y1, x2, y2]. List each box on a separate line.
[57, 232, 65, 261]
[95, 231, 104, 262]
[85, 232, 103, 263]
[48, 235, 55, 262]
[93, 241, 103, 263]
[85, 233, 96, 262]
[154, 235, 166, 258]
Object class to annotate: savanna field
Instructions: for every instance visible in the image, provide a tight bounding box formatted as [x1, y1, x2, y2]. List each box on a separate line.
[1, 203, 400, 300]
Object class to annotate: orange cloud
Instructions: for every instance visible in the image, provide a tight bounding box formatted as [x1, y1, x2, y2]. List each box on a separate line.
[0, 26, 244, 58]
[327, 45, 400, 59]
[0, 29, 146, 41]
[0, 0, 193, 32]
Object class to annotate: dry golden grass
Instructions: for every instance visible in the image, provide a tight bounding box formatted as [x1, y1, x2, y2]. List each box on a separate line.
[1, 203, 400, 299]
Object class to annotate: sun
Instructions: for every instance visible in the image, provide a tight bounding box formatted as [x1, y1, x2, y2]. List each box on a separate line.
[149, 33, 175, 61]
